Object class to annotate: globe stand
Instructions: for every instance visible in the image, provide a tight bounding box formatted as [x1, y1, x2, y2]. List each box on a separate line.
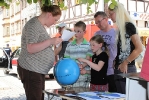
[63, 86, 69, 91]
[58, 85, 75, 95]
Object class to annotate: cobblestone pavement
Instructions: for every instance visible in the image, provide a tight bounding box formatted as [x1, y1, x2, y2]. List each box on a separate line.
[0, 74, 27, 100]
[0, 70, 61, 100]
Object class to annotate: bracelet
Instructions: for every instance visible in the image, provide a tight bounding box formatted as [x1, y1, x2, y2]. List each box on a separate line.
[126, 59, 131, 64]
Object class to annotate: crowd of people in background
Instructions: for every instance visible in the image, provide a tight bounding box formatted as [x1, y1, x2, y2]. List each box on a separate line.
[16, 1, 144, 100]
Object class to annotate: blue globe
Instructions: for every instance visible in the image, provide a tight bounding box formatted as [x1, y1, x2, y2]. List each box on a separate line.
[54, 58, 80, 85]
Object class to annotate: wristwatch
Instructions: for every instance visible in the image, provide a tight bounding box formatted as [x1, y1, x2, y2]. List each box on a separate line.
[126, 59, 131, 64]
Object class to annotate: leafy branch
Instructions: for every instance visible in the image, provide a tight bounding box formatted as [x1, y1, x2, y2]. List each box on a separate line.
[0, 0, 117, 13]
[104, 0, 117, 9]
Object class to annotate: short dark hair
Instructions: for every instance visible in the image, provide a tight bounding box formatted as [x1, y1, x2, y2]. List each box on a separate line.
[41, 5, 61, 16]
[94, 11, 108, 18]
[74, 21, 86, 31]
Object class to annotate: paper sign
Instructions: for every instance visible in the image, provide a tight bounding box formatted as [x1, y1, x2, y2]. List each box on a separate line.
[140, 38, 149, 81]
[61, 29, 75, 41]
[56, 29, 75, 47]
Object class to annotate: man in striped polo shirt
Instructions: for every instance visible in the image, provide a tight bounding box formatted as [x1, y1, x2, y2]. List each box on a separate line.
[64, 21, 93, 87]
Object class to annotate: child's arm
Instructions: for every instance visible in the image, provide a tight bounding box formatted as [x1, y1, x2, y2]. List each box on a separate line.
[78, 58, 105, 71]
[81, 46, 93, 68]
[80, 68, 91, 75]
[81, 56, 91, 68]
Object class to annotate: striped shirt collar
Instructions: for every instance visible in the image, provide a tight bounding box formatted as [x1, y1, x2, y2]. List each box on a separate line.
[72, 38, 88, 45]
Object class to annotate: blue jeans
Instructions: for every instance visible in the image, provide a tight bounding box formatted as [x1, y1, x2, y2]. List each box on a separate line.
[114, 65, 136, 94]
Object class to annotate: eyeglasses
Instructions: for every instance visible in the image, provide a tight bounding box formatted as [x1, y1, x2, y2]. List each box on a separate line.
[74, 30, 84, 34]
[95, 18, 105, 25]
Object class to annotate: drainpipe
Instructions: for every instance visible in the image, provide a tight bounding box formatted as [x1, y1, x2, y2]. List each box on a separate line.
[101, 0, 104, 11]
[20, 0, 22, 48]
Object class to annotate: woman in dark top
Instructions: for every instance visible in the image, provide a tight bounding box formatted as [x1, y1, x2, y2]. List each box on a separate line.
[108, 1, 143, 94]
[78, 35, 109, 92]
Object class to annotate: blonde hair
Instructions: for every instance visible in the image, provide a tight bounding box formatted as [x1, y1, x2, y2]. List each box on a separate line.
[109, 2, 138, 51]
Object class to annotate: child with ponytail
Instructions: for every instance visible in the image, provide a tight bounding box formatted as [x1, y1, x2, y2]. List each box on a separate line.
[78, 35, 109, 92]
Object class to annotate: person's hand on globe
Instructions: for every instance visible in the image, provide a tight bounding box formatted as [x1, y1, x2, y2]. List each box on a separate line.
[77, 58, 88, 70]
[77, 58, 87, 63]
[78, 63, 83, 71]
[80, 69, 86, 75]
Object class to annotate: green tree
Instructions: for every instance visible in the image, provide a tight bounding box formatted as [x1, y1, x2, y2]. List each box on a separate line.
[0, 0, 116, 12]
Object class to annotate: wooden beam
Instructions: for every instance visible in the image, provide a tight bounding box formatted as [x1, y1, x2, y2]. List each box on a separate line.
[95, 0, 100, 12]
[70, 2, 76, 17]
[127, 0, 129, 11]
[145, 2, 149, 12]
[136, 0, 137, 12]
[80, 3, 82, 17]
[141, 0, 149, 1]
[58, 13, 95, 24]
[144, 1, 145, 12]
[68, 0, 70, 20]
